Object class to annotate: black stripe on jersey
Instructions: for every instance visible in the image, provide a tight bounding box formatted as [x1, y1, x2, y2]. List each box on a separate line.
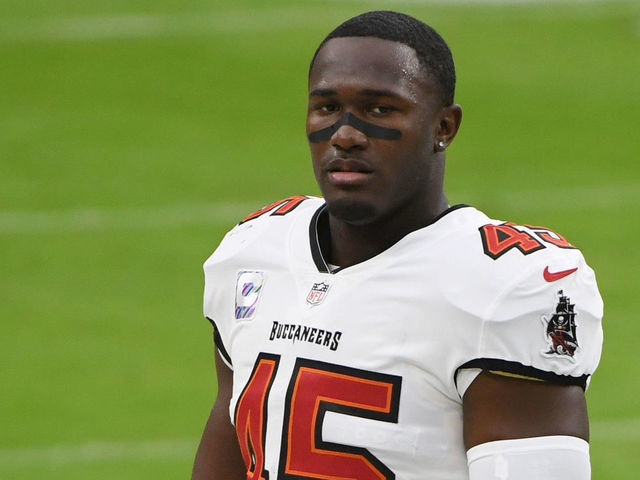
[206, 316, 232, 367]
[456, 358, 589, 390]
[308, 203, 471, 274]
[431, 203, 470, 222]
[309, 204, 331, 273]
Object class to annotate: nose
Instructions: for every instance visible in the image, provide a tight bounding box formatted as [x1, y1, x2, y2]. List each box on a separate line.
[331, 124, 368, 151]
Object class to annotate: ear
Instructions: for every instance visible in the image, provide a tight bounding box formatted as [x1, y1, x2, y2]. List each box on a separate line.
[433, 104, 463, 152]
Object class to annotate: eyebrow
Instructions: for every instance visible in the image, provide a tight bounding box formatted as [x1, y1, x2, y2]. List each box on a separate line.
[360, 89, 401, 99]
[309, 88, 337, 97]
[308, 88, 401, 98]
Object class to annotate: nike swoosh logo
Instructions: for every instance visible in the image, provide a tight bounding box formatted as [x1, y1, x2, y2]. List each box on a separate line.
[544, 266, 578, 282]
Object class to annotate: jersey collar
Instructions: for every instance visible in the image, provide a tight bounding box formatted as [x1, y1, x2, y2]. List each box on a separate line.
[308, 203, 471, 274]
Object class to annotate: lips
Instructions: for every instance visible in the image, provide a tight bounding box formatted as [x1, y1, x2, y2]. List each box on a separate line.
[326, 157, 373, 173]
[325, 158, 373, 187]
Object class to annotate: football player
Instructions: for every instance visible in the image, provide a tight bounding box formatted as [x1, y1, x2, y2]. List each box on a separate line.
[192, 11, 602, 480]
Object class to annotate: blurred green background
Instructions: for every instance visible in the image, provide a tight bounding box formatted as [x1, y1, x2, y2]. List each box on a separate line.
[1, 0, 638, 478]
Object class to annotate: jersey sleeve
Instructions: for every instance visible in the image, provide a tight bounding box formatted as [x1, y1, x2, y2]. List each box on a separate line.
[203, 227, 240, 370]
[202, 195, 321, 370]
[457, 251, 603, 395]
[202, 219, 261, 370]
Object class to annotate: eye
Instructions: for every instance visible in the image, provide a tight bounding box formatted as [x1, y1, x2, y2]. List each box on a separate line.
[315, 103, 340, 114]
[369, 104, 394, 115]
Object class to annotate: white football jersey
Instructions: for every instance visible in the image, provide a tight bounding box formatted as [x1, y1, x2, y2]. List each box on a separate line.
[203, 195, 603, 480]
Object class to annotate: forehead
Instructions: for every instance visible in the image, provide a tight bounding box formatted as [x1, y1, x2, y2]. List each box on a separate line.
[309, 36, 434, 100]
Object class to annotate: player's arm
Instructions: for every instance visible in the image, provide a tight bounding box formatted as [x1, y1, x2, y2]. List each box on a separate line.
[192, 350, 245, 480]
[463, 371, 591, 478]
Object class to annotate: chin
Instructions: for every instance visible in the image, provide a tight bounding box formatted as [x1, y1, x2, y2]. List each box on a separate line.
[325, 196, 378, 224]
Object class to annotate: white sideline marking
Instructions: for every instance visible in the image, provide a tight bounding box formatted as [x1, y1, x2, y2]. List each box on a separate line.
[0, 8, 334, 43]
[0, 439, 196, 468]
[0, 201, 263, 235]
[591, 417, 640, 441]
[0, 1, 635, 43]
[481, 183, 640, 211]
[0, 183, 637, 235]
[0, 418, 636, 468]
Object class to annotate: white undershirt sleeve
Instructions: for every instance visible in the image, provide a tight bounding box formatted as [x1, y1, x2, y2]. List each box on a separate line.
[467, 435, 590, 480]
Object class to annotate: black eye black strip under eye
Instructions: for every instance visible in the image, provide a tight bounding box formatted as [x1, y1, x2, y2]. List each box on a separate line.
[307, 112, 402, 142]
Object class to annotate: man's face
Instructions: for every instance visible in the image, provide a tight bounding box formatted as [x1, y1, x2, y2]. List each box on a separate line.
[307, 36, 445, 225]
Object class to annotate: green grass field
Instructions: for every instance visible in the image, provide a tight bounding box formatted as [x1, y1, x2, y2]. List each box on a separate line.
[1, 0, 639, 478]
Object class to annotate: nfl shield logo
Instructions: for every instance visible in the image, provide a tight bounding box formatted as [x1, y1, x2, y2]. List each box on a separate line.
[235, 271, 265, 320]
[307, 282, 330, 306]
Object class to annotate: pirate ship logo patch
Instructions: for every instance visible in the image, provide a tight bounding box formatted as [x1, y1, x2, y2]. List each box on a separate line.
[306, 282, 330, 306]
[541, 290, 578, 359]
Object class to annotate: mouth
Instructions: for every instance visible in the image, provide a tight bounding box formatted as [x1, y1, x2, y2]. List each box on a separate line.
[325, 158, 374, 187]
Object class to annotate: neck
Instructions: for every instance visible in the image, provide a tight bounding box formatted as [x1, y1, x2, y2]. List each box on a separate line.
[323, 192, 449, 268]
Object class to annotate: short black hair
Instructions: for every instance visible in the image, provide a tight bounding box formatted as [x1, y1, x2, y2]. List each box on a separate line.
[310, 11, 456, 105]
